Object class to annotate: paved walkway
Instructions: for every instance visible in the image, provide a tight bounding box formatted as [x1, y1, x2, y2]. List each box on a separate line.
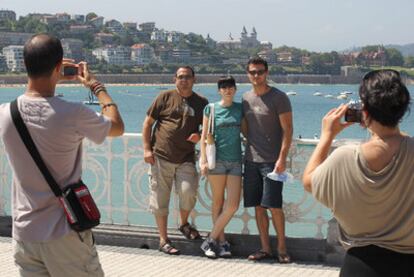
[0, 237, 339, 276]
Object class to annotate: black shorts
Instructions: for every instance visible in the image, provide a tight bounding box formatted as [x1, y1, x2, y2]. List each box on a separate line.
[243, 161, 283, 208]
[340, 245, 414, 277]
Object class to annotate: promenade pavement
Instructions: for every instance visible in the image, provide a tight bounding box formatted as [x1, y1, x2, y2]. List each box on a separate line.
[0, 236, 340, 276]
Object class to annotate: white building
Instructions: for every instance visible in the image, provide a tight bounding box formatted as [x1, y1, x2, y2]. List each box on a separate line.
[71, 14, 85, 23]
[92, 46, 132, 66]
[61, 38, 84, 62]
[167, 31, 184, 44]
[0, 10, 16, 21]
[2, 45, 25, 72]
[139, 22, 156, 33]
[131, 43, 155, 65]
[0, 32, 33, 48]
[89, 16, 104, 28]
[105, 19, 125, 35]
[151, 29, 167, 42]
[171, 48, 191, 63]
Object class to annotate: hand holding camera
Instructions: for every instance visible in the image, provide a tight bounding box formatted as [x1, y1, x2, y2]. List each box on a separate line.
[320, 104, 353, 141]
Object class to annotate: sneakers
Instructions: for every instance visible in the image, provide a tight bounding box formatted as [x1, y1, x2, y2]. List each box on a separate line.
[201, 238, 232, 258]
[218, 241, 232, 258]
[200, 237, 219, 259]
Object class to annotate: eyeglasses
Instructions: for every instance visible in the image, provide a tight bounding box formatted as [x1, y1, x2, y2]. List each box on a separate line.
[176, 75, 193, 80]
[247, 69, 267, 76]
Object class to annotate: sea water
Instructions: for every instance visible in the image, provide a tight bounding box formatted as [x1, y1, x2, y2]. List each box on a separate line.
[1, 83, 413, 237]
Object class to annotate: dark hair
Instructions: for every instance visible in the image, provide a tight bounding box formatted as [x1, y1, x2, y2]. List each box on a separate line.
[176, 66, 195, 77]
[24, 34, 63, 78]
[217, 76, 236, 89]
[359, 69, 411, 127]
[246, 57, 268, 71]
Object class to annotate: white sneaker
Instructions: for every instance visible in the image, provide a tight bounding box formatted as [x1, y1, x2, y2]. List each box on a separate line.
[200, 237, 218, 259]
[218, 241, 232, 258]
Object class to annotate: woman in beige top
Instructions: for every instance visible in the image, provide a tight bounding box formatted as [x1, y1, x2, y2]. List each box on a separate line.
[302, 69, 414, 276]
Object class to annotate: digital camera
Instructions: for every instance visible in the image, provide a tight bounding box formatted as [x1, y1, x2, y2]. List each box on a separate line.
[345, 100, 362, 123]
[63, 65, 78, 76]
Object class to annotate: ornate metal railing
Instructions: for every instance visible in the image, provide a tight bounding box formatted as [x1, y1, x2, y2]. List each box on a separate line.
[0, 134, 355, 239]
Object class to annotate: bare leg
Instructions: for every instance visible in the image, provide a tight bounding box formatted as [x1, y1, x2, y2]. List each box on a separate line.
[255, 206, 271, 253]
[208, 175, 226, 242]
[179, 210, 191, 226]
[269, 208, 287, 253]
[155, 215, 168, 243]
[209, 175, 241, 242]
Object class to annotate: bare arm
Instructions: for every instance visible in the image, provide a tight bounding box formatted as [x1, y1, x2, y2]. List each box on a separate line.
[274, 112, 293, 173]
[77, 62, 124, 137]
[302, 104, 352, 192]
[142, 115, 156, 165]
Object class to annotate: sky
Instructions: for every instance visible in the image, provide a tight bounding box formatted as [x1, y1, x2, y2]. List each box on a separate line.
[1, 0, 414, 52]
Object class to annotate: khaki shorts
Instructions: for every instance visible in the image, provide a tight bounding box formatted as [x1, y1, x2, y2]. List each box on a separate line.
[148, 157, 199, 216]
[13, 230, 104, 277]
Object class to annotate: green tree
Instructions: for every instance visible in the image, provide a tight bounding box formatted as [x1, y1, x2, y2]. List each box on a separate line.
[404, 56, 414, 68]
[86, 12, 98, 22]
[385, 48, 404, 66]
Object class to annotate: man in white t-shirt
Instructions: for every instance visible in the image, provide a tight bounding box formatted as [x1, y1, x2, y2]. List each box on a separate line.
[0, 34, 124, 276]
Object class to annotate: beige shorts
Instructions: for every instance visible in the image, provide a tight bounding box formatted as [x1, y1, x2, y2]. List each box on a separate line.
[148, 157, 199, 216]
[13, 230, 104, 277]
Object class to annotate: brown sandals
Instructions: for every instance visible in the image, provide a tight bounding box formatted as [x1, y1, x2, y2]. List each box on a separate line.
[159, 240, 180, 255]
[247, 250, 273, 261]
[178, 223, 200, 240]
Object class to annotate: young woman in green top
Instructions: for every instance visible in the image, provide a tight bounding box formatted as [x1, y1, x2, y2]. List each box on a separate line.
[199, 76, 247, 258]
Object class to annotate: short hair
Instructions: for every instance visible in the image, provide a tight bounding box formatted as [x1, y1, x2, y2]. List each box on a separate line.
[359, 69, 411, 127]
[217, 76, 236, 89]
[246, 57, 268, 71]
[24, 34, 63, 78]
[175, 66, 195, 77]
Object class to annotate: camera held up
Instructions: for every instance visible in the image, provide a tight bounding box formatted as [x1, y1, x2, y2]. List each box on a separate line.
[345, 100, 363, 123]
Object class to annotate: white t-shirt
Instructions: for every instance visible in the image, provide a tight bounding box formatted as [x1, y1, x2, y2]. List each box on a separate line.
[0, 95, 111, 242]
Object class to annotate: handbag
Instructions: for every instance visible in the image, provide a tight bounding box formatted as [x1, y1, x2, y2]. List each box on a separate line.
[10, 99, 100, 232]
[205, 103, 216, 169]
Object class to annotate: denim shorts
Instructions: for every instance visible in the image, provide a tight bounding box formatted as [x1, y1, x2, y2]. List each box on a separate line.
[209, 160, 242, 176]
[243, 160, 284, 208]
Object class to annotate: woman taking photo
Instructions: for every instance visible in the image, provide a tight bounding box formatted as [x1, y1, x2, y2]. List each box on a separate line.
[199, 76, 245, 259]
[303, 69, 414, 276]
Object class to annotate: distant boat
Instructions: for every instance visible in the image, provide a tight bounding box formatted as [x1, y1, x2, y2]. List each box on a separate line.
[57, 93, 64, 97]
[324, 94, 335, 99]
[337, 94, 348, 100]
[340, 91, 353, 95]
[83, 100, 100, 105]
[286, 91, 297, 96]
[83, 91, 100, 105]
[313, 92, 323, 96]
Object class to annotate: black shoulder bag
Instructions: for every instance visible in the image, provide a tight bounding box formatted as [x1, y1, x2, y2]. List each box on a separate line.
[10, 99, 101, 232]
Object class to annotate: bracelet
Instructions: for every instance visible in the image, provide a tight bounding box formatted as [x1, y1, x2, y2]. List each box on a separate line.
[101, 102, 117, 110]
[94, 86, 106, 96]
[89, 81, 101, 91]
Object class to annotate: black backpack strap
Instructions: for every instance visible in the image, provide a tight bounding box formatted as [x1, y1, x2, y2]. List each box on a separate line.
[10, 99, 62, 197]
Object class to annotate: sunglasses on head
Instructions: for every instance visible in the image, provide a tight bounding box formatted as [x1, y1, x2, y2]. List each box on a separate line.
[176, 74, 193, 80]
[248, 69, 266, 76]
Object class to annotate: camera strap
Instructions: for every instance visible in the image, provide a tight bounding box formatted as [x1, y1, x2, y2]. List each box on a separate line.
[10, 99, 62, 197]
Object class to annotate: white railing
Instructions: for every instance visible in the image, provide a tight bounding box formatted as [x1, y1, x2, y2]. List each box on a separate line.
[0, 134, 357, 239]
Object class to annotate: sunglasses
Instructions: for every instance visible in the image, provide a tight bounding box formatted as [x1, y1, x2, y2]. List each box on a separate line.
[248, 69, 267, 76]
[176, 75, 193, 80]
